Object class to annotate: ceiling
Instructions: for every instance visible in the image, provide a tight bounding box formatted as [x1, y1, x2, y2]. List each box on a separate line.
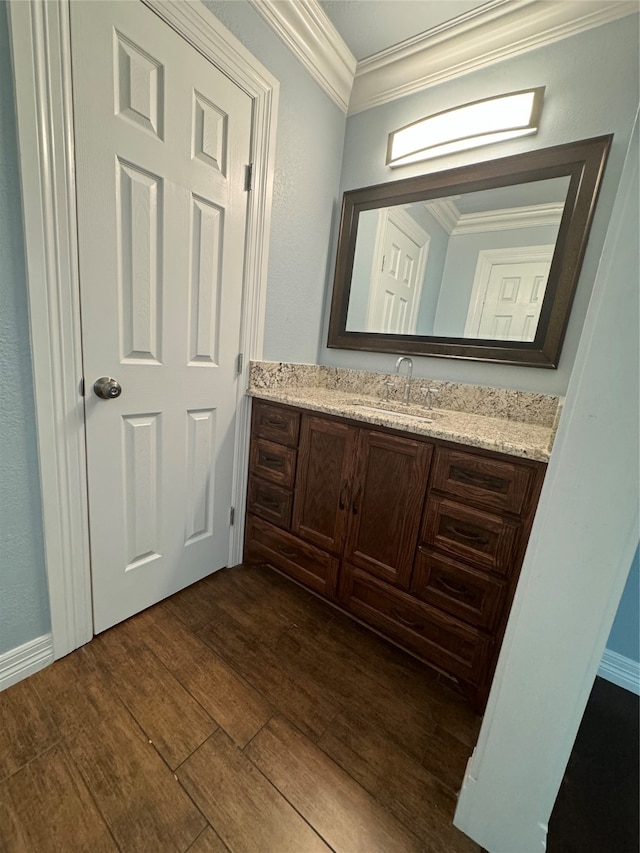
[317, 0, 491, 60]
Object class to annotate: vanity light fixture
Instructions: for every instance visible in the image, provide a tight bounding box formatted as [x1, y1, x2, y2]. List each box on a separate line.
[386, 87, 545, 167]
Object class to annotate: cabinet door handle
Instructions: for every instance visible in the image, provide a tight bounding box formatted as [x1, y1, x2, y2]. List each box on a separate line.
[391, 609, 424, 631]
[445, 522, 488, 546]
[338, 479, 349, 511]
[437, 577, 474, 602]
[352, 483, 362, 515]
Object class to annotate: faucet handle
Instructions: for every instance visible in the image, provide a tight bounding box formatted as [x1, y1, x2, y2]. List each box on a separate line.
[380, 377, 393, 402]
[422, 386, 439, 410]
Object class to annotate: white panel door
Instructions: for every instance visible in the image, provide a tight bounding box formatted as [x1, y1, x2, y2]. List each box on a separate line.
[70, 1, 252, 632]
[476, 260, 550, 341]
[366, 210, 429, 334]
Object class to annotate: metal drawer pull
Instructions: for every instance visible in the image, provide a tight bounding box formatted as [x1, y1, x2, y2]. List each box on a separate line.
[260, 452, 284, 468]
[452, 466, 505, 491]
[277, 545, 298, 560]
[263, 417, 286, 429]
[390, 609, 424, 631]
[338, 479, 349, 510]
[445, 523, 488, 545]
[258, 492, 280, 509]
[437, 577, 474, 601]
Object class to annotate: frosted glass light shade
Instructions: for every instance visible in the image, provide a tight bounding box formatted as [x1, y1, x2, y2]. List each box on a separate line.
[386, 88, 545, 167]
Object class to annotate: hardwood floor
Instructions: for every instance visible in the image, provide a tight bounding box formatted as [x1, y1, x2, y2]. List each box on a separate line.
[0, 563, 483, 853]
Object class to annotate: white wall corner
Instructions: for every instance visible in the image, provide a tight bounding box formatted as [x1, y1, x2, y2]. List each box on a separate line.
[598, 648, 640, 695]
[0, 635, 54, 692]
[349, 0, 638, 115]
[248, 0, 356, 112]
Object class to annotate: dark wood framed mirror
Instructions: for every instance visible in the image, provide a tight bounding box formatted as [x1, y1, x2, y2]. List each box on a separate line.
[327, 135, 612, 367]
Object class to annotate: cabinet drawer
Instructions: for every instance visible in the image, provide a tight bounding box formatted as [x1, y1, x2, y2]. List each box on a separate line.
[247, 477, 293, 530]
[245, 515, 339, 597]
[252, 401, 300, 447]
[250, 438, 297, 487]
[340, 565, 490, 684]
[430, 447, 535, 516]
[411, 548, 505, 630]
[421, 496, 519, 576]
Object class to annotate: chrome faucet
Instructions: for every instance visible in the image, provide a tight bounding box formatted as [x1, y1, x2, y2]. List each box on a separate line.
[395, 356, 413, 405]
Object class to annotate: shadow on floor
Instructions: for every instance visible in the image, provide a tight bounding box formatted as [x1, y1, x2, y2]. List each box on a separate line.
[547, 676, 639, 853]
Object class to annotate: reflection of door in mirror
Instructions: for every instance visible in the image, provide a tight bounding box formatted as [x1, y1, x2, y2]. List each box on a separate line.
[464, 246, 553, 341]
[351, 208, 430, 334]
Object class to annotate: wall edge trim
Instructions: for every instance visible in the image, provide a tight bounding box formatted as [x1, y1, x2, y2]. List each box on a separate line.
[0, 634, 54, 692]
[598, 648, 640, 695]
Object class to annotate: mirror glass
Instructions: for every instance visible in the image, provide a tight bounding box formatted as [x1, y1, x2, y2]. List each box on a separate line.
[345, 177, 570, 342]
[328, 136, 612, 368]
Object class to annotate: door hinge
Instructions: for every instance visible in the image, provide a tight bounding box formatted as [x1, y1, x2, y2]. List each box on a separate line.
[229, 506, 235, 526]
[80, 377, 85, 397]
[244, 163, 253, 192]
[236, 352, 244, 375]
[381, 254, 386, 272]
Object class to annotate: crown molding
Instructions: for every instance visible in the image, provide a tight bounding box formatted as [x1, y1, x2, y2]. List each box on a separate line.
[453, 201, 565, 234]
[425, 198, 460, 234]
[249, 0, 636, 116]
[349, 0, 638, 115]
[426, 198, 564, 234]
[248, 0, 355, 112]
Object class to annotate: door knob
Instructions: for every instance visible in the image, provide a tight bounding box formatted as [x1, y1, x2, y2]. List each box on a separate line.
[93, 376, 122, 399]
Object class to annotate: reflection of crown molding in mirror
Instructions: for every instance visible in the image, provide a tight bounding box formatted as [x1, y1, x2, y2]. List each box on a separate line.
[426, 199, 564, 235]
[327, 135, 613, 369]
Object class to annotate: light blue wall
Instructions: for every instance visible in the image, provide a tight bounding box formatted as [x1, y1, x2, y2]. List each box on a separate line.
[203, 1, 346, 364]
[606, 546, 640, 664]
[321, 16, 639, 397]
[0, 1, 50, 656]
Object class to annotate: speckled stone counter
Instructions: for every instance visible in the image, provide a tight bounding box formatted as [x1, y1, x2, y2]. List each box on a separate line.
[248, 362, 561, 462]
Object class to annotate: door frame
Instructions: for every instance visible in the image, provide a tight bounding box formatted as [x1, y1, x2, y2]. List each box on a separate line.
[7, 0, 279, 658]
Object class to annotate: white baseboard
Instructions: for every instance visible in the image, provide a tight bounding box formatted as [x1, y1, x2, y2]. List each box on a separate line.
[598, 648, 640, 695]
[0, 634, 54, 691]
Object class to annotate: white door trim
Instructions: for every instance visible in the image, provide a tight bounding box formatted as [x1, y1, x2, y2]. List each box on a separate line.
[7, 0, 279, 659]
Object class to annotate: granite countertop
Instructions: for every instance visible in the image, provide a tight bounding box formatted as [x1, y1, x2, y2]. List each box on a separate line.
[248, 385, 554, 463]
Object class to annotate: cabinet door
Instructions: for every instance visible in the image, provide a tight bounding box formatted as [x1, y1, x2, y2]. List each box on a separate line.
[292, 415, 356, 554]
[344, 431, 432, 588]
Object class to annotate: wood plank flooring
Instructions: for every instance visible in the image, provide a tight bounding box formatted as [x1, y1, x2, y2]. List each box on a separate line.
[0, 563, 482, 853]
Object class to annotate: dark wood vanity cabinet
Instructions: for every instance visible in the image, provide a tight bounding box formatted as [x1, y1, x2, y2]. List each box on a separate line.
[343, 430, 432, 587]
[291, 415, 355, 555]
[245, 399, 545, 711]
